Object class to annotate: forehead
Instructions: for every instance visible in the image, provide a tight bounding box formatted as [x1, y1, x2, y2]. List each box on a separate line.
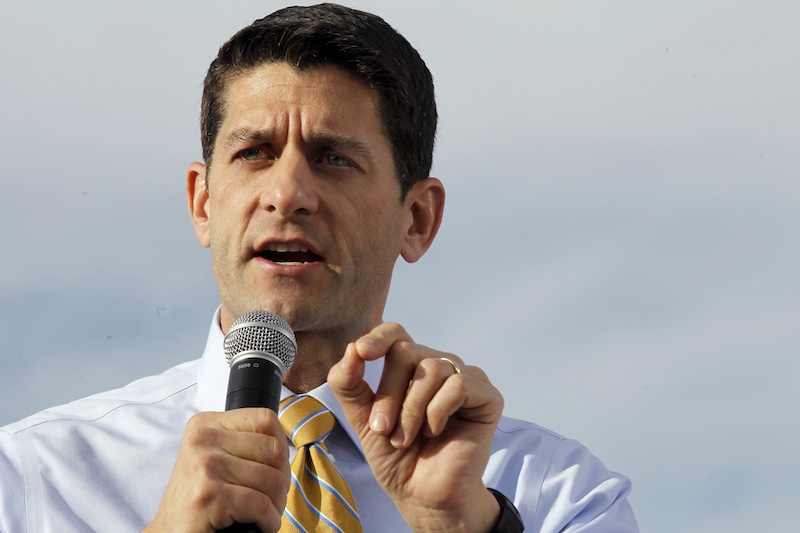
[217, 62, 385, 142]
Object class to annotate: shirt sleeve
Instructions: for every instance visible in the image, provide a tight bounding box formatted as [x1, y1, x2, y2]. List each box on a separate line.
[0, 428, 28, 533]
[533, 437, 639, 533]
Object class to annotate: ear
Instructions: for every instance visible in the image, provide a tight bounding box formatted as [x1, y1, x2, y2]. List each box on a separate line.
[187, 161, 211, 248]
[400, 177, 445, 263]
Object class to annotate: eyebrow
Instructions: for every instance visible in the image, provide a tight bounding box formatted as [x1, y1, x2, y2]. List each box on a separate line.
[221, 127, 278, 152]
[313, 132, 376, 165]
[221, 127, 376, 166]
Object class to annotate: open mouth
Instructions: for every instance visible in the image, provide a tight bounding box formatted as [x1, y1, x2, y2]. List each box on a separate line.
[255, 243, 323, 265]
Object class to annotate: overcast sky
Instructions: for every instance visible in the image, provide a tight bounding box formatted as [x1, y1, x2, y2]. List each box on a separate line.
[1, 1, 799, 531]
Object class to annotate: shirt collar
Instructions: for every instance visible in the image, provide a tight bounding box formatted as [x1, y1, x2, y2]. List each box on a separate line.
[196, 307, 382, 458]
[197, 307, 229, 413]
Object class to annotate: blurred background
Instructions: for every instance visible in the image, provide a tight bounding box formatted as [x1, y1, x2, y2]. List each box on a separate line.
[1, 1, 798, 531]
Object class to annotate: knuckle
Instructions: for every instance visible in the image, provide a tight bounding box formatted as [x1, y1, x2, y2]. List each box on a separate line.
[469, 366, 489, 381]
[392, 339, 415, 357]
[419, 356, 458, 379]
[197, 477, 221, 507]
[268, 464, 292, 496]
[185, 424, 220, 448]
[382, 321, 406, 336]
[252, 406, 277, 431]
[445, 373, 469, 396]
[257, 495, 284, 532]
[193, 477, 228, 523]
[185, 411, 214, 431]
[194, 448, 225, 476]
[418, 357, 447, 379]
[373, 391, 401, 412]
[267, 434, 290, 463]
[252, 497, 274, 524]
[418, 357, 439, 371]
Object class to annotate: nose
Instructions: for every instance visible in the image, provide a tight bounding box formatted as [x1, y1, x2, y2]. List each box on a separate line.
[259, 148, 319, 217]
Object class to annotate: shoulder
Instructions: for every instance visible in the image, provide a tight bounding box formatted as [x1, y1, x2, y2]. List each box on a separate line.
[0, 358, 203, 533]
[488, 415, 639, 533]
[1, 358, 201, 444]
[491, 414, 568, 459]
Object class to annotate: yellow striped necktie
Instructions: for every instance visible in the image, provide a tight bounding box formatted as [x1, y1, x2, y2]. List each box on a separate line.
[279, 395, 363, 533]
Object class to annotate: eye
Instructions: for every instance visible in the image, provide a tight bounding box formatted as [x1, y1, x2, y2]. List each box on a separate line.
[238, 147, 263, 161]
[326, 154, 347, 166]
[320, 152, 355, 169]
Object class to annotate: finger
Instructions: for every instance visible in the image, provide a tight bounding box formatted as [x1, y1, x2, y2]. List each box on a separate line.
[328, 341, 367, 390]
[425, 369, 504, 437]
[185, 410, 286, 464]
[181, 415, 291, 497]
[327, 342, 375, 437]
[390, 356, 463, 448]
[329, 326, 420, 438]
[158, 412, 291, 533]
[193, 450, 290, 515]
[353, 322, 414, 360]
[210, 440, 290, 489]
[218, 454, 291, 506]
[363, 325, 444, 438]
[191, 408, 283, 441]
[207, 482, 286, 532]
[369, 341, 418, 436]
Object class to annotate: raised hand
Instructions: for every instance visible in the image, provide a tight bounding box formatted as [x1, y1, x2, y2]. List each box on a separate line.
[328, 322, 503, 533]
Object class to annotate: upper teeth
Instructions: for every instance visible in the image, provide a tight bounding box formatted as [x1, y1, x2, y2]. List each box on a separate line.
[267, 243, 309, 253]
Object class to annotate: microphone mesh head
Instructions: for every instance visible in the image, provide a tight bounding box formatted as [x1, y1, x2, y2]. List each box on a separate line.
[224, 311, 297, 372]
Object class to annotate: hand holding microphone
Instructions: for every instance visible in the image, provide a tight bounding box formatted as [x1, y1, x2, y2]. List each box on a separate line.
[218, 311, 297, 533]
[146, 311, 295, 533]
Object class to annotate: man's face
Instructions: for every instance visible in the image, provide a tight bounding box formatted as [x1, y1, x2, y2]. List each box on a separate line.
[189, 63, 413, 337]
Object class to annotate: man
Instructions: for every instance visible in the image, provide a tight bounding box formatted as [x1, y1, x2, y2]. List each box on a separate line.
[0, 4, 638, 532]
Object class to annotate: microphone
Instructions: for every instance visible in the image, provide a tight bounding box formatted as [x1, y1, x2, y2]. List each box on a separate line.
[224, 310, 297, 411]
[218, 310, 297, 533]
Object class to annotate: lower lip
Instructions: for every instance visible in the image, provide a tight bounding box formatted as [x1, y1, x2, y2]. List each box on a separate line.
[251, 256, 326, 276]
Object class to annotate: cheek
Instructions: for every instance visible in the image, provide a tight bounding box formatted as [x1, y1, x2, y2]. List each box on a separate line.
[208, 187, 257, 237]
[360, 204, 405, 256]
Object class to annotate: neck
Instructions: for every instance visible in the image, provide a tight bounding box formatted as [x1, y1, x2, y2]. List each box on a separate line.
[282, 326, 366, 393]
[282, 289, 389, 393]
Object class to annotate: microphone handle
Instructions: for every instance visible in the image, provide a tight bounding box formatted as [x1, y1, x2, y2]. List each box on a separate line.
[225, 357, 284, 411]
[217, 357, 284, 533]
[218, 524, 261, 533]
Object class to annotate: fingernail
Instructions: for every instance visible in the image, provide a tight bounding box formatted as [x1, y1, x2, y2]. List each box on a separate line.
[370, 411, 388, 432]
[390, 426, 405, 448]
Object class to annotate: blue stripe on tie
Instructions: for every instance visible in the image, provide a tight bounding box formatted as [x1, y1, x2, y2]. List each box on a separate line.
[283, 508, 308, 533]
[279, 395, 304, 413]
[290, 470, 346, 533]
[289, 408, 330, 443]
[306, 447, 359, 519]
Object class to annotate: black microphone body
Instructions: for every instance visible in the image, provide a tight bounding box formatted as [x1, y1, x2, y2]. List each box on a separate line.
[225, 355, 285, 412]
[218, 311, 297, 533]
[217, 521, 261, 533]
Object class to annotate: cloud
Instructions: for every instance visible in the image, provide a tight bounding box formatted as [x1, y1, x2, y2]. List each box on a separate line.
[1, 2, 799, 531]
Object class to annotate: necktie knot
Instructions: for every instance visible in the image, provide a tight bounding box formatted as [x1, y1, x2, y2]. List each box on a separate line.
[279, 395, 335, 448]
[278, 395, 363, 532]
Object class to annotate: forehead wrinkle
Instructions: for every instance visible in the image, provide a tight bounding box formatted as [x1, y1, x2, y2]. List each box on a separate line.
[220, 124, 378, 165]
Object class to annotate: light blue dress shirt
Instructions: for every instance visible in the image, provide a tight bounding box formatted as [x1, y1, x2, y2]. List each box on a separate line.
[0, 310, 638, 532]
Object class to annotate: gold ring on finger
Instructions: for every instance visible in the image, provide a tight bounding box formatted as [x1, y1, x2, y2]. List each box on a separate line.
[439, 357, 461, 375]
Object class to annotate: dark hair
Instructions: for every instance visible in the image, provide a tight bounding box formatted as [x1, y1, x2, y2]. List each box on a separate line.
[201, 3, 437, 198]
